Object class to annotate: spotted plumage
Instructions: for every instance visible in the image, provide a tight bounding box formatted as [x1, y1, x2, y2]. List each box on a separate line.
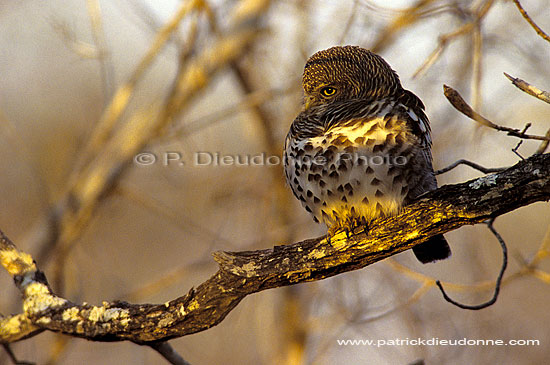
[283, 45, 450, 263]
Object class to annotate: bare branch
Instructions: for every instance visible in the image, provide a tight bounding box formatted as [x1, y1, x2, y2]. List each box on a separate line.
[1, 343, 34, 365]
[86, 0, 114, 103]
[536, 129, 550, 155]
[443, 85, 550, 142]
[512, 0, 550, 43]
[371, 0, 440, 54]
[1, 153, 549, 345]
[37, 1, 267, 275]
[504, 73, 550, 105]
[413, 0, 496, 78]
[36, 0, 207, 268]
[435, 159, 505, 175]
[436, 218, 507, 310]
[0, 313, 42, 344]
[149, 342, 191, 365]
[74, 0, 203, 172]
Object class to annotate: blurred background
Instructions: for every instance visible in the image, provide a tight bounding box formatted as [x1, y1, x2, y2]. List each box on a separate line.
[1, 0, 549, 364]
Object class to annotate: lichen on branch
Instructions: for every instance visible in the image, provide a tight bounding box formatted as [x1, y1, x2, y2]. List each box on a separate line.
[1, 153, 549, 344]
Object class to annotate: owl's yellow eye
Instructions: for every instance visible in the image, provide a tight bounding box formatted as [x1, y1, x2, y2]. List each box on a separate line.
[320, 86, 337, 97]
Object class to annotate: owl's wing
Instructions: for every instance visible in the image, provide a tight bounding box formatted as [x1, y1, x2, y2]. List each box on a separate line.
[399, 89, 439, 196]
[286, 110, 326, 141]
[283, 112, 321, 203]
[398, 90, 451, 263]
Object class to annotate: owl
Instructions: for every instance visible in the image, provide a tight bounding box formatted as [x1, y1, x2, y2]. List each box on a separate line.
[283, 45, 450, 263]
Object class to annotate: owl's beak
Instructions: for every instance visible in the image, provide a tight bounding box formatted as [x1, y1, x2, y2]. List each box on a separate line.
[304, 96, 314, 111]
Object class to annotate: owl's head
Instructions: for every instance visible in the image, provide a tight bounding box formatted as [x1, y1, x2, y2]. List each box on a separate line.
[302, 46, 402, 110]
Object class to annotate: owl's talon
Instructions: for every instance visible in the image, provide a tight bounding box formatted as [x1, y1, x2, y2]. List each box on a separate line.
[283, 46, 451, 265]
[344, 228, 351, 239]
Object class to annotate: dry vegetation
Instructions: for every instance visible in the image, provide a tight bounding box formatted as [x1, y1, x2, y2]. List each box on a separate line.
[1, 0, 549, 364]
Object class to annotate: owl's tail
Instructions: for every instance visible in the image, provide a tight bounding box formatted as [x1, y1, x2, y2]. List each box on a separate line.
[413, 234, 451, 264]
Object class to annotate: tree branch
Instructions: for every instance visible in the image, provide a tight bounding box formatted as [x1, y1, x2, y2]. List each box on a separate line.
[443, 85, 550, 142]
[435, 159, 505, 175]
[512, 0, 550, 43]
[149, 342, 192, 365]
[503, 72, 550, 105]
[1, 153, 550, 345]
[435, 218, 507, 309]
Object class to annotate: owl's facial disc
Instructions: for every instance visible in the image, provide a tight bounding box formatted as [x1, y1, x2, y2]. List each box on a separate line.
[304, 83, 343, 110]
[301, 45, 402, 110]
[302, 58, 364, 110]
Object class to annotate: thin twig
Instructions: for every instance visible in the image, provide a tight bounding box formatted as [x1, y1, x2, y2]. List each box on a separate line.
[41, 3, 263, 289]
[371, 0, 440, 54]
[1, 154, 548, 343]
[150, 342, 191, 365]
[512, 0, 550, 42]
[435, 159, 505, 175]
[46, 336, 72, 365]
[37, 0, 205, 276]
[86, 0, 114, 104]
[511, 124, 531, 160]
[512, 140, 525, 160]
[387, 259, 503, 292]
[536, 129, 550, 154]
[471, 22, 483, 111]
[51, 20, 99, 59]
[504, 73, 550, 105]
[2, 344, 34, 365]
[168, 88, 285, 139]
[355, 282, 432, 324]
[443, 85, 550, 141]
[338, 0, 359, 44]
[436, 218, 508, 310]
[413, 0, 496, 78]
[530, 225, 550, 268]
[69, 0, 202, 183]
[229, 34, 307, 362]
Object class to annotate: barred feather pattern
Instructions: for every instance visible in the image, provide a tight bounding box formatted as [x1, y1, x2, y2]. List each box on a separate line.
[284, 97, 435, 227]
[283, 45, 450, 263]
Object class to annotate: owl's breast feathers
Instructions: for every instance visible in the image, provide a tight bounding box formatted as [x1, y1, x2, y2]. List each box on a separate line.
[285, 45, 450, 263]
[284, 96, 436, 229]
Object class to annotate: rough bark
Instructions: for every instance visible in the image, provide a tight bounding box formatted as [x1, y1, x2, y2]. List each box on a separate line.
[1, 153, 549, 344]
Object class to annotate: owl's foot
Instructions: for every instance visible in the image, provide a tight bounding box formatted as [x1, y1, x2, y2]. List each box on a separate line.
[326, 226, 336, 243]
[326, 225, 342, 243]
[327, 221, 358, 243]
[344, 228, 351, 239]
